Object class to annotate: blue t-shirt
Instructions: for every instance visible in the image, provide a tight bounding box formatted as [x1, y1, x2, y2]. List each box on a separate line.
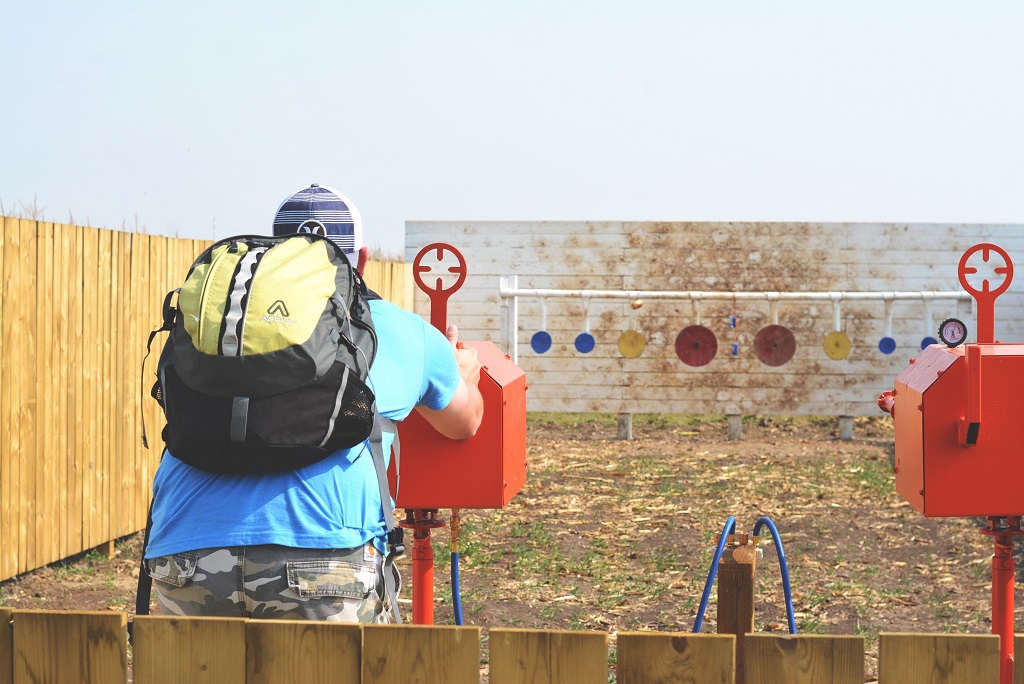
[144, 299, 460, 559]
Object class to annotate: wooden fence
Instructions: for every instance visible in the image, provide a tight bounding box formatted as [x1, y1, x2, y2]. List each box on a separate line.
[0, 609, 1018, 683]
[0, 217, 411, 583]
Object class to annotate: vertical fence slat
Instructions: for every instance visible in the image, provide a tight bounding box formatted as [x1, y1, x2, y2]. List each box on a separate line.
[745, 634, 864, 684]
[36, 223, 55, 568]
[617, 632, 735, 684]
[878, 633, 998, 684]
[12, 610, 126, 684]
[246, 620, 361, 684]
[107, 229, 121, 541]
[363, 624, 480, 684]
[111, 229, 126, 541]
[97, 228, 112, 548]
[0, 608, 12, 684]
[118, 231, 134, 540]
[80, 227, 98, 549]
[134, 233, 153, 529]
[18, 218, 37, 574]
[489, 628, 608, 684]
[55, 225, 71, 561]
[68, 223, 84, 556]
[1015, 635, 1024, 684]
[113, 229, 128, 541]
[0, 217, 11, 581]
[133, 615, 246, 684]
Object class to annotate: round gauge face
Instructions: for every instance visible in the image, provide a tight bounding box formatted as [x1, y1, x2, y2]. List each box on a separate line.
[938, 318, 968, 347]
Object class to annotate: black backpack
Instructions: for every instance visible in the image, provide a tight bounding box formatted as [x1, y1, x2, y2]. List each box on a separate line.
[150, 232, 378, 472]
[133, 233, 404, 633]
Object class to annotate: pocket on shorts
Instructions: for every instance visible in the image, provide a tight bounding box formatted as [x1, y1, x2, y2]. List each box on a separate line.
[145, 552, 199, 587]
[286, 560, 375, 599]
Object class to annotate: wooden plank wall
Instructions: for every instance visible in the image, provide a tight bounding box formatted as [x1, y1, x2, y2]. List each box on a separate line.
[0, 217, 411, 583]
[0, 218, 207, 583]
[2, 612, 1019, 683]
[406, 222, 1024, 415]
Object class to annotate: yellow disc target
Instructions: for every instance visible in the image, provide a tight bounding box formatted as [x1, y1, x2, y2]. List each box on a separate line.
[823, 331, 852, 360]
[618, 330, 646, 358]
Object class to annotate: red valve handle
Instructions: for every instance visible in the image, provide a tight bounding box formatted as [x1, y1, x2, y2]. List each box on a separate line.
[958, 243, 1013, 344]
[412, 243, 468, 334]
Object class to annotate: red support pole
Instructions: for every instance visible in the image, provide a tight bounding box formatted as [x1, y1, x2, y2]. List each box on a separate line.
[412, 527, 435, 625]
[982, 516, 1021, 684]
[402, 509, 446, 625]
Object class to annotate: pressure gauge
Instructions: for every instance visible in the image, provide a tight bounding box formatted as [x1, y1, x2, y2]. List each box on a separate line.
[938, 318, 968, 348]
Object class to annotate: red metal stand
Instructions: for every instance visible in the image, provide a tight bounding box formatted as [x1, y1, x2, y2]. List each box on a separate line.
[980, 516, 1023, 684]
[401, 508, 446, 624]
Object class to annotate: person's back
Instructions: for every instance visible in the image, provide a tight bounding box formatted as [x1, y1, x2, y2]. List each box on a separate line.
[142, 184, 483, 623]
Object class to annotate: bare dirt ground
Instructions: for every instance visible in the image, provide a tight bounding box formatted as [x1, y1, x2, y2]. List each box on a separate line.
[0, 415, 1002, 682]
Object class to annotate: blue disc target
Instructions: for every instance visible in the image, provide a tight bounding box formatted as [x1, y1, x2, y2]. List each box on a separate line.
[531, 331, 552, 354]
[575, 332, 596, 354]
[878, 336, 897, 355]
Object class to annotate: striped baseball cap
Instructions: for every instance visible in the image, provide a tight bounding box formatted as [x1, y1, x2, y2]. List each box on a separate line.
[272, 183, 363, 266]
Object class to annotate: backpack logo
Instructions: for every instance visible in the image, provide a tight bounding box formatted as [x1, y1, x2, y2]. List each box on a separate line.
[260, 300, 294, 325]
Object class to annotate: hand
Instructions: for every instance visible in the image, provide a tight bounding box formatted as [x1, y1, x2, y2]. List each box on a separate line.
[447, 324, 481, 387]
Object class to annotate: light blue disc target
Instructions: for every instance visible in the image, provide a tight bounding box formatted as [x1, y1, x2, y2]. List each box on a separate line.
[878, 337, 897, 355]
[575, 332, 595, 353]
[920, 336, 938, 349]
[531, 331, 552, 354]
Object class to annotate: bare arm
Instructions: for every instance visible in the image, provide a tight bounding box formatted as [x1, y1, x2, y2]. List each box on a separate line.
[415, 324, 484, 439]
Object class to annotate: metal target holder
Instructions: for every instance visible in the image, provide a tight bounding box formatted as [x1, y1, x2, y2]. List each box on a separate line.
[498, 275, 972, 366]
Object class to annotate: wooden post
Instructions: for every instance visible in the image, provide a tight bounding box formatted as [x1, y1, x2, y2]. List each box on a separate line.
[838, 416, 854, 441]
[617, 413, 633, 440]
[718, 533, 758, 684]
[727, 414, 743, 440]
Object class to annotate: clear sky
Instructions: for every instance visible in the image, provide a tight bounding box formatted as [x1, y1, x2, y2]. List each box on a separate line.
[3, 1, 1021, 257]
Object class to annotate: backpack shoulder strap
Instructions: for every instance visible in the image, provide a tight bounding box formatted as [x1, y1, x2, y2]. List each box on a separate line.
[369, 410, 404, 623]
[140, 289, 179, 449]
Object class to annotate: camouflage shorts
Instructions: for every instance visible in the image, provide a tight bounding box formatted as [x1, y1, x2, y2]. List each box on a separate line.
[145, 544, 400, 623]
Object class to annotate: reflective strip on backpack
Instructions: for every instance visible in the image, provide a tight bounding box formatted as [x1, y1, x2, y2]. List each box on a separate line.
[220, 247, 268, 356]
[317, 365, 350, 448]
[230, 396, 250, 443]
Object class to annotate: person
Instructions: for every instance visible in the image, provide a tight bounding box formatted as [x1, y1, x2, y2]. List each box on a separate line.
[142, 183, 484, 623]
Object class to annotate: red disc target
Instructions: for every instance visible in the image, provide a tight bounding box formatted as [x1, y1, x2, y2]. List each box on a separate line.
[753, 325, 797, 366]
[675, 325, 718, 367]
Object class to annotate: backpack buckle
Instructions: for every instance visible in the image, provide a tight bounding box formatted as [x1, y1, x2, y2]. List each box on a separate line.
[388, 527, 405, 557]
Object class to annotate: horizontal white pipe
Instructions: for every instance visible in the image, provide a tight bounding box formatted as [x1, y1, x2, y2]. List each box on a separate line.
[498, 285, 971, 302]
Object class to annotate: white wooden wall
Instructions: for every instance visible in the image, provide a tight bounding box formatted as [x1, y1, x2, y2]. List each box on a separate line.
[405, 222, 1024, 416]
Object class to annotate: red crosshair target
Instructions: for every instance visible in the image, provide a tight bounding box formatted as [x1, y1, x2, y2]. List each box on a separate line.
[413, 243, 468, 333]
[958, 243, 1014, 344]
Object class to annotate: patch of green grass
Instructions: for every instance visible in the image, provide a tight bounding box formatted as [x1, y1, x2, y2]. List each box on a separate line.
[528, 412, 618, 428]
[799, 616, 825, 633]
[846, 459, 894, 498]
[855, 623, 880, 647]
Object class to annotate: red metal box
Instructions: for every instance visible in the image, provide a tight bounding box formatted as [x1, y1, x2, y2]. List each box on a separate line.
[893, 343, 1024, 517]
[388, 340, 527, 509]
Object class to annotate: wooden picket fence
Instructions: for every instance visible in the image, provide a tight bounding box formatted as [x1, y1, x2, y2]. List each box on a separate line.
[0, 608, 1016, 683]
[0, 217, 411, 584]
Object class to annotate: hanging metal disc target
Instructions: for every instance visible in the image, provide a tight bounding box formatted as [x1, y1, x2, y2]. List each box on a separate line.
[618, 330, 646, 358]
[575, 332, 596, 354]
[675, 325, 718, 367]
[753, 325, 797, 366]
[823, 331, 852, 360]
[531, 330, 552, 354]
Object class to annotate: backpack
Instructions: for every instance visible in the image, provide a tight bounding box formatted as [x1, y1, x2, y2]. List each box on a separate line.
[150, 232, 378, 472]
[133, 233, 404, 631]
